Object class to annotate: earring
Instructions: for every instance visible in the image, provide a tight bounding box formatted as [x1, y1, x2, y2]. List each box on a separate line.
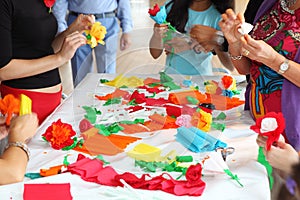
[286, 0, 297, 7]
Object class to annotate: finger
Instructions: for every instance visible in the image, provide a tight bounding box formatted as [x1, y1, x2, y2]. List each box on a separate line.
[276, 141, 287, 149]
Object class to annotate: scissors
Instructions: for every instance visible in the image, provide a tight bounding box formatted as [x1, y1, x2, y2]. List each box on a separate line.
[215, 147, 235, 161]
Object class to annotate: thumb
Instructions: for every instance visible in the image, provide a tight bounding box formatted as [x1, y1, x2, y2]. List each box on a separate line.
[276, 141, 287, 149]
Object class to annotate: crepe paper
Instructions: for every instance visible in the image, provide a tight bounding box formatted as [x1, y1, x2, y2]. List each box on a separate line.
[183, 79, 193, 87]
[198, 103, 216, 114]
[159, 71, 173, 83]
[62, 137, 82, 151]
[130, 90, 146, 104]
[258, 146, 274, 189]
[19, 94, 32, 115]
[204, 80, 220, 94]
[79, 118, 93, 133]
[95, 89, 130, 101]
[100, 79, 109, 83]
[107, 134, 141, 149]
[175, 114, 193, 128]
[135, 160, 165, 172]
[63, 155, 70, 166]
[85, 21, 107, 48]
[25, 173, 42, 179]
[176, 126, 227, 153]
[191, 109, 212, 132]
[211, 122, 226, 132]
[127, 143, 162, 162]
[40, 165, 65, 177]
[23, 183, 73, 200]
[168, 90, 206, 105]
[176, 155, 193, 162]
[221, 75, 234, 90]
[82, 106, 97, 124]
[222, 90, 234, 98]
[224, 169, 244, 187]
[162, 81, 181, 90]
[144, 77, 161, 85]
[0, 94, 20, 125]
[186, 96, 199, 105]
[104, 74, 144, 88]
[138, 85, 165, 94]
[42, 119, 77, 150]
[103, 97, 122, 106]
[95, 155, 110, 165]
[78, 127, 123, 155]
[201, 94, 245, 110]
[214, 112, 227, 120]
[120, 123, 150, 134]
[94, 124, 112, 136]
[145, 97, 169, 106]
[119, 118, 145, 124]
[238, 22, 254, 35]
[164, 104, 182, 118]
[250, 112, 285, 151]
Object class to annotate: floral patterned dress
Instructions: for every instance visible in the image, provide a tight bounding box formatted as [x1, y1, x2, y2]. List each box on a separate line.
[249, 1, 300, 125]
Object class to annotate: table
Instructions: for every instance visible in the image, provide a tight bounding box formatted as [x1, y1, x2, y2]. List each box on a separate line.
[0, 73, 270, 200]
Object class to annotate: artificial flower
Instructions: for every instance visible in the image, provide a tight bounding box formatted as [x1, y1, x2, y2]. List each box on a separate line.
[43, 0, 55, 13]
[85, 22, 107, 48]
[42, 119, 77, 150]
[221, 75, 233, 90]
[250, 112, 285, 150]
[0, 94, 20, 125]
[148, 4, 176, 31]
[175, 115, 192, 128]
[185, 163, 203, 187]
[191, 109, 212, 132]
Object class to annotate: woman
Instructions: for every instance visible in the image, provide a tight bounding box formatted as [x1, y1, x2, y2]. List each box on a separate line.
[219, 0, 300, 150]
[0, 114, 38, 185]
[149, 0, 234, 75]
[0, 0, 94, 123]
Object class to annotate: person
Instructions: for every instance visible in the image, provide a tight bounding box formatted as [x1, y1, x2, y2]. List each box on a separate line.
[53, 0, 133, 86]
[0, 114, 39, 185]
[149, 0, 234, 75]
[0, 0, 94, 123]
[219, 0, 300, 151]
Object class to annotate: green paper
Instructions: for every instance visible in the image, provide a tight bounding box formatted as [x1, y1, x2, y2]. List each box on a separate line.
[214, 112, 227, 120]
[258, 147, 274, 189]
[103, 97, 121, 106]
[95, 155, 110, 165]
[25, 173, 42, 179]
[63, 155, 70, 166]
[186, 96, 199, 105]
[107, 122, 124, 133]
[159, 71, 173, 83]
[224, 169, 244, 187]
[95, 124, 111, 136]
[176, 155, 193, 162]
[119, 118, 145, 125]
[82, 106, 97, 124]
[100, 79, 109, 83]
[128, 99, 137, 106]
[62, 137, 79, 151]
[162, 82, 181, 90]
[211, 122, 226, 132]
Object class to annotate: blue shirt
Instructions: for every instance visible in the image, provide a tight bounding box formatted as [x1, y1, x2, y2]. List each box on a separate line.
[165, 3, 221, 75]
[53, 0, 133, 34]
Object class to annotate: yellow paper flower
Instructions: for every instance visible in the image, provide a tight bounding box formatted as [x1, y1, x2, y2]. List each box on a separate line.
[204, 80, 218, 94]
[85, 22, 107, 48]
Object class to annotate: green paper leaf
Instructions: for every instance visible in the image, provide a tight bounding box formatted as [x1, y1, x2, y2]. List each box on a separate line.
[214, 112, 227, 120]
[100, 79, 109, 83]
[63, 155, 70, 166]
[82, 106, 97, 124]
[211, 122, 226, 132]
[103, 97, 121, 106]
[95, 124, 111, 136]
[176, 155, 193, 162]
[95, 155, 110, 165]
[224, 169, 244, 187]
[186, 96, 199, 105]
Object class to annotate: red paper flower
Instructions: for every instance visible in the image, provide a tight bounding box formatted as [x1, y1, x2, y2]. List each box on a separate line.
[43, 0, 55, 13]
[148, 4, 160, 16]
[42, 119, 76, 150]
[185, 163, 203, 186]
[250, 112, 285, 150]
[221, 75, 233, 90]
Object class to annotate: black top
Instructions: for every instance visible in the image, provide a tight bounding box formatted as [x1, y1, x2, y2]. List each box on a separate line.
[0, 0, 60, 89]
[244, 0, 264, 24]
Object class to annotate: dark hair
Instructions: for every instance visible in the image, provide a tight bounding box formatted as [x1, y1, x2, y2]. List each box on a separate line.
[166, 0, 235, 33]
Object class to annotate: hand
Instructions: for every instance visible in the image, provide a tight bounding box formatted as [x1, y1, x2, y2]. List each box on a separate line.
[164, 37, 191, 54]
[68, 14, 95, 34]
[219, 9, 244, 45]
[189, 25, 220, 52]
[120, 33, 131, 51]
[240, 34, 278, 67]
[0, 116, 9, 140]
[8, 113, 39, 143]
[153, 23, 168, 40]
[57, 31, 87, 62]
[265, 141, 299, 174]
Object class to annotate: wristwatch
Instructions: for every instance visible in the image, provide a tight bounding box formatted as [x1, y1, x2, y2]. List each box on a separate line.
[278, 59, 289, 74]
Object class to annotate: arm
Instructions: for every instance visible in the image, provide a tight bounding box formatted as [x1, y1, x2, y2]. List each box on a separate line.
[117, 0, 133, 51]
[219, 9, 252, 75]
[0, 114, 38, 185]
[149, 24, 168, 59]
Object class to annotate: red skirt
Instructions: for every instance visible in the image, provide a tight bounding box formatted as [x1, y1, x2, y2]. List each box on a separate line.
[0, 84, 62, 124]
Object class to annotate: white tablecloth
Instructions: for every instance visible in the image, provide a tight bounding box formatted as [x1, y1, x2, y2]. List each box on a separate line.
[0, 73, 270, 200]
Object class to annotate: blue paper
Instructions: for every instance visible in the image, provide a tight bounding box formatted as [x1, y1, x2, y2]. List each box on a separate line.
[176, 126, 227, 153]
[150, 6, 167, 24]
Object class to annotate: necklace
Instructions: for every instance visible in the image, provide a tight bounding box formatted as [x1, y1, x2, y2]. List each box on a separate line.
[280, 0, 296, 14]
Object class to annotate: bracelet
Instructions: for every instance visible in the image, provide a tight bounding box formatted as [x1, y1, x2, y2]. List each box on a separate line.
[5, 142, 30, 160]
[229, 52, 243, 60]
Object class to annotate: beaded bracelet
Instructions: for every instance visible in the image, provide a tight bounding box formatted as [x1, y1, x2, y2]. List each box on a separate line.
[5, 142, 30, 160]
[229, 52, 243, 60]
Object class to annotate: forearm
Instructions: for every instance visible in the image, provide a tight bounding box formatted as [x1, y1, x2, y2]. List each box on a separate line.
[149, 35, 164, 59]
[228, 43, 251, 75]
[0, 54, 65, 81]
[0, 147, 28, 185]
[214, 47, 234, 72]
[52, 29, 71, 53]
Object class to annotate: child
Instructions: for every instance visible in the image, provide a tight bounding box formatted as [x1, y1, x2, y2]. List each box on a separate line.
[149, 0, 234, 75]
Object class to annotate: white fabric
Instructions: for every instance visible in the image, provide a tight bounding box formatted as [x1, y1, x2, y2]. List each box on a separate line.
[0, 73, 270, 200]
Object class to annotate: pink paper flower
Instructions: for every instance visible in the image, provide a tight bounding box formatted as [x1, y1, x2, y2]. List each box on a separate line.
[175, 115, 192, 128]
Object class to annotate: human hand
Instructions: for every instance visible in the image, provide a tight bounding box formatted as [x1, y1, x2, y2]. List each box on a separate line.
[8, 113, 39, 143]
[68, 14, 95, 34]
[219, 9, 244, 45]
[164, 37, 191, 54]
[120, 33, 131, 51]
[240, 34, 278, 66]
[265, 141, 299, 174]
[0, 116, 9, 140]
[256, 134, 285, 148]
[153, 23, 168, 40]
[57, 31, 87, 62]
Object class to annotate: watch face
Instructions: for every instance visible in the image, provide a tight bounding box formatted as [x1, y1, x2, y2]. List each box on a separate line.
[280, 62, 289, 71]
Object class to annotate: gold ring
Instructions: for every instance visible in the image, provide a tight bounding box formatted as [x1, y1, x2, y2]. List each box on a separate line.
[243, 50, 250, 56]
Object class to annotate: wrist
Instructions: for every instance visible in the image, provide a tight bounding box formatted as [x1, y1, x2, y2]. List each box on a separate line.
[5, 141, 30, 160]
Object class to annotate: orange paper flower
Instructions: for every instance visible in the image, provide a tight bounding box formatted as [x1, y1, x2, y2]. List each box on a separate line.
[42, 119, 76, 150]
[0, 94, 20, 125]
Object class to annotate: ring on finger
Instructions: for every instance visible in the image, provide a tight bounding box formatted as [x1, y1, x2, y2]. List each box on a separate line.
[243, 49, 250, 56]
